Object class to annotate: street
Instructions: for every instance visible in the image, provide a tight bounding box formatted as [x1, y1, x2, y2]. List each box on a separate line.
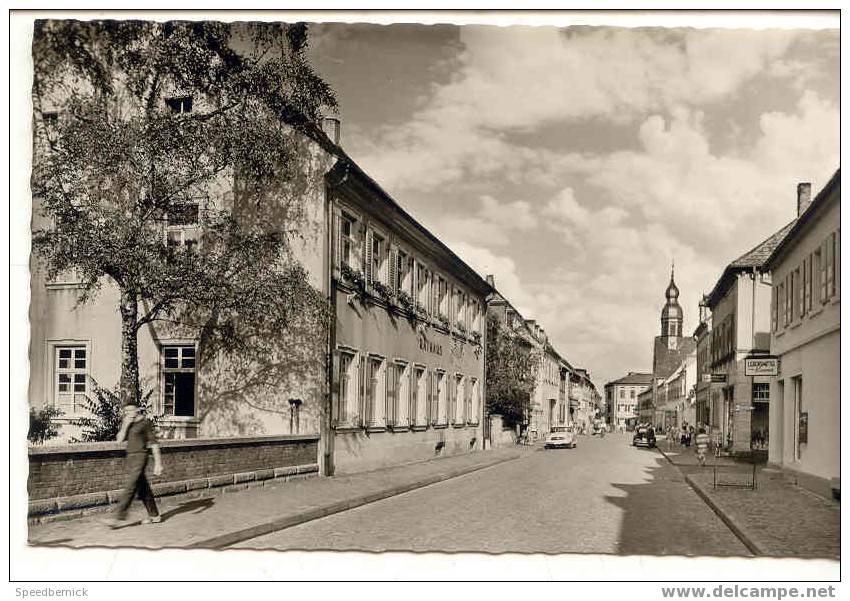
[234, 432, 751, 555]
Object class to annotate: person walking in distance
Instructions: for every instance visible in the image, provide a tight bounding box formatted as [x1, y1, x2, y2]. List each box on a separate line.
[695, 427, 710, 467]
[107, 403, 164, 527]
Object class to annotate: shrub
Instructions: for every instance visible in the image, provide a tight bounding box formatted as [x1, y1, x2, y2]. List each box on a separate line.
[69, 383, 158, 443]
[28, 405, 63, 444]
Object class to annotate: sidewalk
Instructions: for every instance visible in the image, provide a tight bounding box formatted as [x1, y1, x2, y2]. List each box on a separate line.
[658, 446, 840, 559]
[27, 447, 523, 550]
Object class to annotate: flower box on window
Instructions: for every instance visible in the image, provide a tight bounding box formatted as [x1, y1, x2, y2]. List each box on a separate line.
[340, 263, 367, 297]
[471, 330, 482, 346]
[435, 312, 451, 331]
[397, 290, 415, 314]
[371, 280, 394, 303]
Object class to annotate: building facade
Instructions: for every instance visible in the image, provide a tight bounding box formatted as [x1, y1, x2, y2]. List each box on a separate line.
[328, 159, 491, 473]
[30, 77, 493, 477]
[604, 372, 652, 431]
[765, 172, 840, 496]
[705, 211, 795, 452]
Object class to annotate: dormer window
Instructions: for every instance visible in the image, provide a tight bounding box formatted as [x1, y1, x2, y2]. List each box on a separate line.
[166, 96, 193, 114]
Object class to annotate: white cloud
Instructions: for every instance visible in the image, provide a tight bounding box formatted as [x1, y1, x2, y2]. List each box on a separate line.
[350, 26, 799, 192]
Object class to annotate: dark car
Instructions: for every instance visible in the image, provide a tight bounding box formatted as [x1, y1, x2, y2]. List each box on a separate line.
[632, 425, 656, 448]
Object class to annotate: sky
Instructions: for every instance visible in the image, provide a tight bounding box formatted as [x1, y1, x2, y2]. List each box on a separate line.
[306, 18, 839, 389]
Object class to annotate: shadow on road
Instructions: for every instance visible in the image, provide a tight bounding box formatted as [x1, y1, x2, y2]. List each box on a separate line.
[604, 451, 752, 557]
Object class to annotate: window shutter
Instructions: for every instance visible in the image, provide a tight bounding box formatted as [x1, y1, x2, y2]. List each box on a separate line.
[408, 368, 417, 427]
[799, 264, 805, 317]
[427, 371, 435, 425]
[412, 260, 419, 303]
[358, 354, 367, 427]
[364, 229, 373, 284]
[771, 285, 777, 332]
[836, 230, 841, 297]
[819, 242, 828, 303]
[332, 210, 342, 272]
[805, 254, 812, 312]
[389, 246, 398, 295]
[331, 351, 341, 425]
[826, 233, 835, 298]
[386, 363, 396, 427]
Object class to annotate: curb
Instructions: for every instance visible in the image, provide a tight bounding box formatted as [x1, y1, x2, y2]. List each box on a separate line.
[187, 452, 521, 549]
[684, 474, 764, 556]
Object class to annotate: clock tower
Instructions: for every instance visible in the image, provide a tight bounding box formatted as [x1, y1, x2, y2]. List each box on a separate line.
[660, 263, 683, 349]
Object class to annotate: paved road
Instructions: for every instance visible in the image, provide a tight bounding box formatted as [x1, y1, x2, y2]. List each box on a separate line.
[234, 432, 751, 555]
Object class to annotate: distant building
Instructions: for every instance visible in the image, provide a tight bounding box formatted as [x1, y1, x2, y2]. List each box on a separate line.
[645, 267, 696, 429]
[764, 171, 839, 498]
[693, 297, 713, 426]
[604, 372, 653, 430]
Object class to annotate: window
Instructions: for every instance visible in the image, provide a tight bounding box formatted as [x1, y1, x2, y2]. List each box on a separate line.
[416, 263, 431, 313]
[453, 374, 465, 424]
[166, 201, 200, 252]
[165, 95, 193, 114]
[365, 355, 386, 427]
[467, 378, 480, 424]
[369, 231, 386, 285]
[619, 388, 624, 399]
[413, 366, 428, 427]
[162, 345, 196, 417]
[395, 249, 410, 294]
[54, 345, 88, 414]
[437, 277, 448, 317]
[340, 211, 358, 268]
[752, 382, 769, 403]
[334, 349, 359, 426]
[825, 232, 836, 301]
[630, 389, 636, 399]
[805, 254, 813, 312]
[793, 376, 804, 461]
[387, 360, 410, 428]
[435, 370, 447, 425]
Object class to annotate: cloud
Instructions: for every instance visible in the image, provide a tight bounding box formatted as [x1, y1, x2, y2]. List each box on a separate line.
[426, 194, 539, 248]
[349, 26, 800, 192]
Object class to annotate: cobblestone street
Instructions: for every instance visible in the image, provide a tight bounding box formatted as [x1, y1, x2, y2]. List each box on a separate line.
[235, 432, 751, 555]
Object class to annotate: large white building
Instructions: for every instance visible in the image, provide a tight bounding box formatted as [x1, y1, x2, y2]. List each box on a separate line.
[604, 372, 653, 430]
[765, 172, 840, 499]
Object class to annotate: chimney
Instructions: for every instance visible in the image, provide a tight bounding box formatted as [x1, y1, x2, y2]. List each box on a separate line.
[539, 328, 547, 345]
[322, 117, 341, 145]
[485, 274, 495, 287]
[797, 182, 811, 216]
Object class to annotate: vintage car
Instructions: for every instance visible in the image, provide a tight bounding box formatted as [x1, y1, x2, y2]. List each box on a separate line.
[632, 425, 656, 448]
[544, 425, 577, 449]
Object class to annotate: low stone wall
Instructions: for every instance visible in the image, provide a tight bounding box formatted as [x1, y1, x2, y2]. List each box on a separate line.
[488, 414, 517, 448]
[28, 434, 319, 519]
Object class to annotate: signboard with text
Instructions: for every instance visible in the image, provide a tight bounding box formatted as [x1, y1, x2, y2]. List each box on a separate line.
[745, 357, 779, 377]
[710, 373, 727, 383]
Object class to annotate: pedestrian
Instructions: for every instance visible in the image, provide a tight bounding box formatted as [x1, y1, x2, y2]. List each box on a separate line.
[680, 422, 688, 447]
[106, 402, 164, 527]
[695, 427, 710, 467]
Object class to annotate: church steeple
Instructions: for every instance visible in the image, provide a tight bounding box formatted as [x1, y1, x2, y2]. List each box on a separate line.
[661, 261, 683, 338]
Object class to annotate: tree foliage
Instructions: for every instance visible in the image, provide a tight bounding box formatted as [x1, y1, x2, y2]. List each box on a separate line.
[31, 20, 337, 408]
[484, 313, 541, 426]
[28, 406, 63, 444]
[69, 383, 158, 443]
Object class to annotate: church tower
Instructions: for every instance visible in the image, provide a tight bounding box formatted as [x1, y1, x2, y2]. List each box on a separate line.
[660, 263, 683, 344]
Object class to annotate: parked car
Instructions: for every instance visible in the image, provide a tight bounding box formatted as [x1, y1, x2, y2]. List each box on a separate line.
[632, 425, 656, 448]
[544, 425, 577, 449]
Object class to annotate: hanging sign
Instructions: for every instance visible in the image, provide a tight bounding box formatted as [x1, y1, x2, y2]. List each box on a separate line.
[745, 357, 779, 377]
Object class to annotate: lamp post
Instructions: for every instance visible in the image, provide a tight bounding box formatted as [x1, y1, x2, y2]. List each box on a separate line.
[288, 398, 303, 434]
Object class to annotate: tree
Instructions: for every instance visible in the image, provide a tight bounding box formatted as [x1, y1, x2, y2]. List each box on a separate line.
[31, 20, 337, 408]
[484, 313, 541, 427]
[28, 406, 63, 444]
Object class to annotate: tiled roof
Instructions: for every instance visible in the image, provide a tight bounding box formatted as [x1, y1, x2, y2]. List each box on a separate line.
[728, 220, 797, 269]
[706, 219, 796, 307]
[607, 372, 654, 386]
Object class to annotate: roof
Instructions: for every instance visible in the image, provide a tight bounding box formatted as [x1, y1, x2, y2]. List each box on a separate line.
[606, 372, 654, 387]
[706, 219, 796, 307]
[307, 122, 494, 296]
[764, 169, 840, 270]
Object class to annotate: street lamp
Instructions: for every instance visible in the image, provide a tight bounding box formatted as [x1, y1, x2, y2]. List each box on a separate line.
[289, 398, 303, 434]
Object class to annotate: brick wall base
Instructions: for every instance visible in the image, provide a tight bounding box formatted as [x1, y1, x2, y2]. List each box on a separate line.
[28, 434, 319, 522]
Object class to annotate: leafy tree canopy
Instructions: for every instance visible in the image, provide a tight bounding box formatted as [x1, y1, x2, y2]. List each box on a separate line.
[484, 312, 541, 426]
[31, 19, 337, 406]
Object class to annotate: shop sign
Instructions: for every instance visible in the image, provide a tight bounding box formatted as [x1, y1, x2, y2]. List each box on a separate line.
[711, 373, 727, 383]
[735, 404, 754, 412]
[701, 374, 713, 383]
[745, 356, 779, 376]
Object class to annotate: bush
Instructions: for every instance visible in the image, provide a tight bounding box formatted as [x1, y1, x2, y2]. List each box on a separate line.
[69, 383, 157, 443]
[28, 405, 63, 444]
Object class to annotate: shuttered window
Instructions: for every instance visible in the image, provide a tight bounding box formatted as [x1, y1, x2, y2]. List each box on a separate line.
[825, 232, 835, 300]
